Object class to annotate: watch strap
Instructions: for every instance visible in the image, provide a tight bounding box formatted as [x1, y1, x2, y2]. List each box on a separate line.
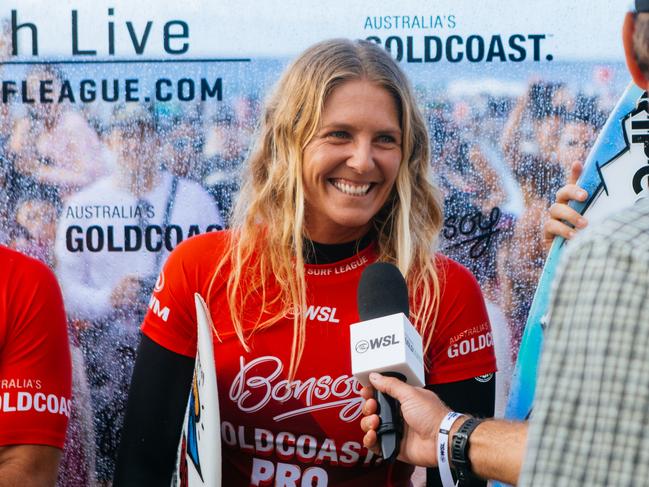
[450, 417, 484, 483]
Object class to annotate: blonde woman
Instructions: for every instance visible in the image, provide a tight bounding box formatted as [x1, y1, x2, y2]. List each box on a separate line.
[114, 39, 496, 487]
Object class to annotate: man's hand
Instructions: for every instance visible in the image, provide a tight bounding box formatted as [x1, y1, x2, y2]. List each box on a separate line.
[360, 372, 452, 467]
[543, 161, 588, 250]
[360, 373, 527, 484]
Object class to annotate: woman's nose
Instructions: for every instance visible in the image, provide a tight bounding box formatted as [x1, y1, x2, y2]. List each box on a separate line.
[346, 139, 375, 173]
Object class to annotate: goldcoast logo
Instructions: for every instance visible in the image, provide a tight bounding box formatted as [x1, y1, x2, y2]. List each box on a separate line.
[0, 391, 71, 417]
[447, 332, 493, 359]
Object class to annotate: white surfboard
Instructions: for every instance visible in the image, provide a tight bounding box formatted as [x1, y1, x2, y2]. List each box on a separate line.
[173, 293, 222, 487]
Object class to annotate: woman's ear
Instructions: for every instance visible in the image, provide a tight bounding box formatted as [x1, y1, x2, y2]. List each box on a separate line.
[624, 12, 649, 89]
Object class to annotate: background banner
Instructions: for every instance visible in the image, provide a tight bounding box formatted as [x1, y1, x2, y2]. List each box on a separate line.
[0, 1, 626, 485]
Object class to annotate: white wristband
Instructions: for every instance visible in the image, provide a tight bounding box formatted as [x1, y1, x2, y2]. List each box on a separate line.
[437, 411, 464, 487]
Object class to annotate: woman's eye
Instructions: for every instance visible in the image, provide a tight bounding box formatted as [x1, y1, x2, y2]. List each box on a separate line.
[377, 134, 397, 144]
[327, 131, 350, 139]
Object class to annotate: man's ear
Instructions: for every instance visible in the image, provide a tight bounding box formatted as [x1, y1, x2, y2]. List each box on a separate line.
[624, 12, 649, 89]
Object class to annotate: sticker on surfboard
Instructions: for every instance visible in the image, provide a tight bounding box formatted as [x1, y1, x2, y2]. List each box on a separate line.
[502, 81, 647, 433]
[173, 293, 222, 487]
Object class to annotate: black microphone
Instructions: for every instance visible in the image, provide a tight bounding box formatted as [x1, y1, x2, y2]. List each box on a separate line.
[357, 262, 410, 321]
[350, 263, 425, 463]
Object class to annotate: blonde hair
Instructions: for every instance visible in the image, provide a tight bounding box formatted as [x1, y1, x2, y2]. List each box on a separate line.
[209, 39, 444, 379]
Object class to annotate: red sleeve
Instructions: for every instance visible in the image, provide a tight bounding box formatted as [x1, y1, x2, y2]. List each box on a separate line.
[0, 250, 72, 449]
[141, 232, 226, 358]
[426, 256, 497, 385]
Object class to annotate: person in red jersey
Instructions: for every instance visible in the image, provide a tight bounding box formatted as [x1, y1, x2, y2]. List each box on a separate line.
[0, 245, 72, 486]
[114, 39, 496, 487]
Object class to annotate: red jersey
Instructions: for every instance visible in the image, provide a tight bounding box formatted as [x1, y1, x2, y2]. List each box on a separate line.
[0, 245, 72, 449]
[142, 231, 495, 486]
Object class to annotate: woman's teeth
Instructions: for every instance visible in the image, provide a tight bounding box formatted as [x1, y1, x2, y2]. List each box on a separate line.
[330, 180, 371, 196]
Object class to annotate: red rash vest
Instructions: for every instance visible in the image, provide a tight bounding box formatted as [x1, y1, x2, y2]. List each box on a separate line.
[142, 231, 496, 486]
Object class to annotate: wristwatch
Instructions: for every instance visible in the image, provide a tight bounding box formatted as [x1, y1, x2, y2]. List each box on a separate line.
[450, 417, 484, 484]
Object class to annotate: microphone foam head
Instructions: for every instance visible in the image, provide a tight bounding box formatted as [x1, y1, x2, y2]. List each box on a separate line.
[357, 262, 409, 321]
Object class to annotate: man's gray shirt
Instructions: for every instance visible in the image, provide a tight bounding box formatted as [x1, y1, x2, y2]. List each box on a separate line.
[520, 196, 649, 486]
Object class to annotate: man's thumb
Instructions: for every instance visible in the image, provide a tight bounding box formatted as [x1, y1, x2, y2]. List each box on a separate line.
[369, 372, 407, 400]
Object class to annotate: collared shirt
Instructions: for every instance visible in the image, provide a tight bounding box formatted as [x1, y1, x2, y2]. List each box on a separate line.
[519, 196, 649, 486]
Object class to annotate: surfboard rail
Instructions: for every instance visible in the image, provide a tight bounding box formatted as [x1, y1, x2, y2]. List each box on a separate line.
[173, 293, 222, 487]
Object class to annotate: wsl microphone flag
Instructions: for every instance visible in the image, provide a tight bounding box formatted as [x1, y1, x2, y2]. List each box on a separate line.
[350, 263, 424, 387]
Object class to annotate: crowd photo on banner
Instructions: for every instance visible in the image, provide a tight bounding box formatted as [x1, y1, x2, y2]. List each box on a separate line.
[0, 5, 623, 486]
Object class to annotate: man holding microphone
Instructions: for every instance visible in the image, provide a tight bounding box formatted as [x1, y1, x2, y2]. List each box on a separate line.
[361, 2, 649, 485]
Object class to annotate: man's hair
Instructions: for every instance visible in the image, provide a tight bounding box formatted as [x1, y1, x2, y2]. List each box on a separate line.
[208, 38, 444, 378]
[634, 13, 649, 78]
